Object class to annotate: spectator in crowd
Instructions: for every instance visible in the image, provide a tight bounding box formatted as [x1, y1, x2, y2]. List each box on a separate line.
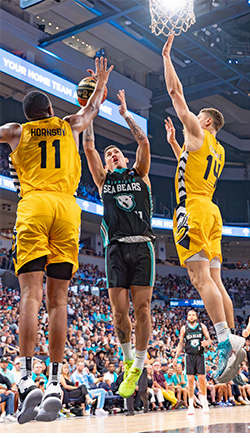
[32, 361, 48, 387]
[153, 361, 184, 409]
[0, 371, 16, 422]
[60, 363, 93, 415]
[12, 356, 21, 384]
[35, 377, 46, 393]
[71, 359, 108, 416]
[172, 363, 188, 407]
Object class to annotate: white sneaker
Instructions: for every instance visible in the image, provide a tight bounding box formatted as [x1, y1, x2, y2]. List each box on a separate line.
[202, 404, 209, 414]
[5, 414, 17, 422]
[95, 408, 109, 416]
[17, 376, 43, 424]
[35, 382, 62, 422]
[0, 416, 4, 423]
[244, 399, 250, 405]
[187, 406, 195, 416]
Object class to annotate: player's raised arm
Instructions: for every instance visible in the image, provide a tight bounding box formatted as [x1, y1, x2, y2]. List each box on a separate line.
[117, 89, 150, 179]
[164, 117, 181, 160]
[0, 123, 22, 151]
[162, 34, 204, 149]
[82, 120, 106, 193]
[65, 57, 113, 136]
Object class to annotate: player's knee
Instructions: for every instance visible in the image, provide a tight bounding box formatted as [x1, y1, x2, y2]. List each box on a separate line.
[113, 309, 127, 325]
[134, 304, 150, 324]
[188, 270, 209, 291]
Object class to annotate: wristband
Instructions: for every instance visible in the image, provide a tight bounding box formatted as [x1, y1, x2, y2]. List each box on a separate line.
[122, 111, 130, 119]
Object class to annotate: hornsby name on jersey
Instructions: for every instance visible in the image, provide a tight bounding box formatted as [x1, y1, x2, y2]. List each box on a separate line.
[103, 181, 141, 194]
[30, 128, 66, 137]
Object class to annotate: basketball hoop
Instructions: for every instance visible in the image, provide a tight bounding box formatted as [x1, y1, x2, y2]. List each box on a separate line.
[149, 0, 196, 37]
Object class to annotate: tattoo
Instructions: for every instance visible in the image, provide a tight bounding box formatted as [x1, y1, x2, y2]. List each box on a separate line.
[125, 117, 146, 142]
[83, 122, 94, 143]
[115, 327, 127, 344]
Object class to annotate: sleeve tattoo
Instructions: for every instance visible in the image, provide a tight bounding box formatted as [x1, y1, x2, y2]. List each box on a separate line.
[125, 116, 147, 142]
[83, 122, 94, 143]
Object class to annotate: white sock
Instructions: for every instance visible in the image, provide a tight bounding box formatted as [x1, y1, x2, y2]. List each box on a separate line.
[188, 398, 194, 408]
[214, 321, 230, 343]
[132, 350, 147, 371]
[20, 356, 32, 378]
[121, 342, 134, 362]
[48, 362, 62, 385]
[200, 394, 208, 407]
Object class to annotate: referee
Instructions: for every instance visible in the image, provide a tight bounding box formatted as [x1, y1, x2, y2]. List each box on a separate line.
[173, 309, 211, 415]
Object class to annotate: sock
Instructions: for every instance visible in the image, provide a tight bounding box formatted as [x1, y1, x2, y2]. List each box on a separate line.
[121, 342, 134, 362]
[188, 398, 194, 408]
[132, 350, 147, 371]
[214, 321, 230, 343]
[20, 356, 32, 378]
[200, 394, 208, 407]
[48, 362, 62, 385]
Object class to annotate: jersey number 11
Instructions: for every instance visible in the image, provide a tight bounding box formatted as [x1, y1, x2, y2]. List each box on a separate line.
[38, 140, 61, 169]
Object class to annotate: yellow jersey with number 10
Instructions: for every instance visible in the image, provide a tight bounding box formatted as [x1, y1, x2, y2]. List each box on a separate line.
[175, 130, 225, 205]
[9, 116, 81, 198]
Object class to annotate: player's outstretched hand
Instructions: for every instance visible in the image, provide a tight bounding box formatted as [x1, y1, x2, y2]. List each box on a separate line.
[162, 33, 175, 57]
[165, 117, 176, 144]
[117, 89, 127, 116]
[87, 57, 113, 85]
[242, 329, 250, 338]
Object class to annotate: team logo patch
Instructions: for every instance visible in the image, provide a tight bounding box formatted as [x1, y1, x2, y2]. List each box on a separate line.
[191, 339, 199, 348]
[175, 213, 190, 244]
[115, 194, 136, 212]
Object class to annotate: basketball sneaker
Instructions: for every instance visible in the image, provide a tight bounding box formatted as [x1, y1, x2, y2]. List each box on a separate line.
[187, 405, 195, 415]
[118, 367, 142, 398]
[35, 381, 62, 422]
[123, 360, 133, 381]
[213, 334, 246, 384]
[17, 376, 43, 424]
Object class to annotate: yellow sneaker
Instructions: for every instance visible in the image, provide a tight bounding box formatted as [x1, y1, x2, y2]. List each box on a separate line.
[119, 367, 142, 398]
[123, 360, 133, 381]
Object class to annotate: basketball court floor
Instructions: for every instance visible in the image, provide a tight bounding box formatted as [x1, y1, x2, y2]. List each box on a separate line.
[1, 406, 249, 434]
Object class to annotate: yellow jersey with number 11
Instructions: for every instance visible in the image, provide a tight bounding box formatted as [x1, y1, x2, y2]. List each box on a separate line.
[9, 116, 81, 198]
[175, 130, 225, 205]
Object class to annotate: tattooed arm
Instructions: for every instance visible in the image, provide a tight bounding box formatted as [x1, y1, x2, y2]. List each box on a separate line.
[82, 120, 107, 193]
[117, 89, 150, 180]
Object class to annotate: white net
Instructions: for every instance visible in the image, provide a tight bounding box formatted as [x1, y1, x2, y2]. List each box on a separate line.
[149, 0, 196, 37]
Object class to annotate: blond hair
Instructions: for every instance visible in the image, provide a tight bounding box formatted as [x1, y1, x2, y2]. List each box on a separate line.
[200, 108, 224, 132]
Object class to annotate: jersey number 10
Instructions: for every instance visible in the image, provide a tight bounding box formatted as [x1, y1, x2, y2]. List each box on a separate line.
[38, 140, 61, 169]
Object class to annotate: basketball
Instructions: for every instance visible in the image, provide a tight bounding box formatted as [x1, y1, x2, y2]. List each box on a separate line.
[77, 76, 108, 106]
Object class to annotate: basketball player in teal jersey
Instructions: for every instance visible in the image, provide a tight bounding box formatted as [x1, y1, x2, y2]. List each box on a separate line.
[173, 309, 211, 415]
[82, 89, 155, 398]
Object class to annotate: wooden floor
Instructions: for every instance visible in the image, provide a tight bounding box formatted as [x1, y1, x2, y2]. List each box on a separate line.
[1, 406, 250, 434]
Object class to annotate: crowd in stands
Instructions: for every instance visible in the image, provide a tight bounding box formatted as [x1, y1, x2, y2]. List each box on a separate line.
[0, 263, 250, 421]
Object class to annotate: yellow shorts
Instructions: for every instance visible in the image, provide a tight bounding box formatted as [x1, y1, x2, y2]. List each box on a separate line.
[173, 197, 222, 268]
[12, 192, 81, 277]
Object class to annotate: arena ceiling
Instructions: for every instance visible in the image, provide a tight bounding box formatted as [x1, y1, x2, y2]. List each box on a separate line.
[0, 0, 250, 165]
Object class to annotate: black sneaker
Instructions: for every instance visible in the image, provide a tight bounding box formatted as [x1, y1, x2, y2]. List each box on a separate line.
[173, 400, 185, 410]
[17, 376, 43, 424]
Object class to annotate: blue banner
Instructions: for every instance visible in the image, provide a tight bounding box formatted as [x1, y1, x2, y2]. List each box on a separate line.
[0, 48, 147, 134]
[1, 175, 249, 238]
[170, 299, 204, 308]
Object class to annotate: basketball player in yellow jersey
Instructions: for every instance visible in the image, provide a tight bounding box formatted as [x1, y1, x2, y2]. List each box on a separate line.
[0, 56, 113, 424]
[162, 34, 245, 384]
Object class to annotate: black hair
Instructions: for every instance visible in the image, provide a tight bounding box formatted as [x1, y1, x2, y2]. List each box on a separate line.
[22, 90, 51, 120]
